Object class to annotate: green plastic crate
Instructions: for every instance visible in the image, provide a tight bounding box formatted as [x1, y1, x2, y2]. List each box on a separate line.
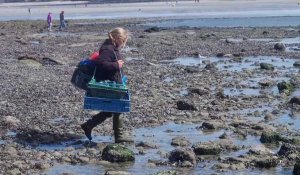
[87, 78, 128, 99]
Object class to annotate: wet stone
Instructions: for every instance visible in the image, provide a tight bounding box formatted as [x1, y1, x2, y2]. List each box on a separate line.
[260, 63, 274, 70]
[258, 79, 275, 87]
[289, 96, 300, 106]
[35, 162, 51, 170]
[293, 61, 300, 68]
[248, 145, 274, 156]
[201, 120, 226, 130]
[254, 157, 279, 168]
[171, 136, 191, 146]
[192, 142, 222, 155]
[153, 170, 178, 175]
[277, 81, 294, 93]
[102, 144, 135, 162]
[278, 143, 300, 159]
[105, 170, 131, 175]
[260, 130, 282, 144]
[176, 100, 197, 111]
[168, 148, 196, 166]
[274, 43, 286, 51]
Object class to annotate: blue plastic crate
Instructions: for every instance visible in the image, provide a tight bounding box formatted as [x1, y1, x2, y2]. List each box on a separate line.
[83, 93, 131, 113]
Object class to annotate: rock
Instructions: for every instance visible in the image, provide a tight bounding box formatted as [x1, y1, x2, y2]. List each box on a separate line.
[136, 141, 157, 149]
[264, 112, 274, 121]
[35, 162, 51, 169]
[274, 43, 286, 51]
[277, 81, 294, 93]
[1, 116, 20, 128]
[248, 145, 274, 155]
[289, 96, 300, 106]
[168, 148, 196, 165]
[171, 136, 191, 146]
[205, 63, 217, 70]
[188, 87, 209, 96]
[219, 132, 229, 139]
[144, 27, 161, 33]
[201, 120, 226, 130]
[293, 61, 300, 68]
[176, 100, 197, 111]
[278, 143, 300, 158]
[102, 144, 135, 162]
[216, 53, 225, 57]
[258, 79, 275, 87]
[77, 156, 89, 163]
[254, 157, 278, 168]
[260, 63, 274, 70]
[293, 161, 300, 175]
[192, 142, 222, 155]
[105, 171, 131, 175]
[260, 130, 285, 144]
[153, 170, 178, 175]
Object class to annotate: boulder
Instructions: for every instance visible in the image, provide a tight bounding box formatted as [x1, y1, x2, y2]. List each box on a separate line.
[102, 144, 135, 162]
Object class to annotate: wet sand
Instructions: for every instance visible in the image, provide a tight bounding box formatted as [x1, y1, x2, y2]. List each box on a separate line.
[0, 0, 299, 21]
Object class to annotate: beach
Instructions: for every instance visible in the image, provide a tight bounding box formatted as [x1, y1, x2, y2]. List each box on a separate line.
[1, 0, 300, 174]
[0, 0, 300, 20]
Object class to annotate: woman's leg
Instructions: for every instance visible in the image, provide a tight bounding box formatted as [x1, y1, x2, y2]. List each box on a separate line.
[113, 113, 133, 143]
[81, 112, 112, 140]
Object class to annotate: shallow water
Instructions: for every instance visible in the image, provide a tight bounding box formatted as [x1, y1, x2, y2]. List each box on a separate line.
[44, 122, 294, 174]
[271, 112, 300, 131]
[145, 16, 300, 28]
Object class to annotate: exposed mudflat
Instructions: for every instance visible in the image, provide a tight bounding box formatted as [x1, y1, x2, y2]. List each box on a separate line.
[1, 18, 300, 174]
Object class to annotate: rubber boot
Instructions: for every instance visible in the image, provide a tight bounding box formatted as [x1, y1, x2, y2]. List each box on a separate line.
[81, 112, 110, 140]
[113, 114, 134, 143]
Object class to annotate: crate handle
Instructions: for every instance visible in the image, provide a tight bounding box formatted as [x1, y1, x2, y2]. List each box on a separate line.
[102, 100, 112, 103]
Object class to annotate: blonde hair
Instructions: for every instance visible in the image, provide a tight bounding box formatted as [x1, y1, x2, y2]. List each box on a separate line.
[108, 27, 129, 43]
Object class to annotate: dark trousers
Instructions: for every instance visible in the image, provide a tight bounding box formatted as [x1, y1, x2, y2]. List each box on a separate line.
[88, 112, 122, 131]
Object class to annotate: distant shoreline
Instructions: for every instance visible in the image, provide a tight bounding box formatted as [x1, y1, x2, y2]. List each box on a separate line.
[0, 0, 298, 21]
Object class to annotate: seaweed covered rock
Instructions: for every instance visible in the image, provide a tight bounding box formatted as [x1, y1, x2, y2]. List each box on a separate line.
[260, 130, 282, 144]
[102, 144, 135, 162]
[192, 142, 222, 155]
[277, 81, 294, 93]
[254, 157, 279, 168]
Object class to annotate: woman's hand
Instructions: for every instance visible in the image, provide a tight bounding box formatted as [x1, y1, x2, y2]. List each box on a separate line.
[117, 60, 124, 68]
